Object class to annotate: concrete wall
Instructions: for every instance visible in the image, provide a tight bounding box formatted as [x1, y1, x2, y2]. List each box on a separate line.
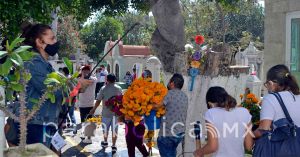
[264, 0, 300, 81]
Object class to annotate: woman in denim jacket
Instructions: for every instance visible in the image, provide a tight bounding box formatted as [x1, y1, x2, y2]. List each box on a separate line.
[9, 24, 92, 150]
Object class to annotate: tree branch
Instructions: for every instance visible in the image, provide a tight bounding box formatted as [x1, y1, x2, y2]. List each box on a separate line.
[0, 104, 19, 122]
[26, 85, 61, 121]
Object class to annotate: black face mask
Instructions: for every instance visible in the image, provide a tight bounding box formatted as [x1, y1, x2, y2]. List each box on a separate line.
[45, 42, 60, 56]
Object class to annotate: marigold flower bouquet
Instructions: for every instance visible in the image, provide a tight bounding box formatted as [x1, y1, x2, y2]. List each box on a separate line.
[240, 88, 261, 127]
[121, 78, 168, 125]
[86, 116, 102, 125]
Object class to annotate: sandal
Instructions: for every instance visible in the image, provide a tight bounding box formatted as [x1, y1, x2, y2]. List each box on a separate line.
[101, 141, 108, 148]
[112, 146, 117, 154]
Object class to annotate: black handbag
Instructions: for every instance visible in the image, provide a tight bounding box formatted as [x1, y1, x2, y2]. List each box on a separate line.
[253, 92, 300, 157]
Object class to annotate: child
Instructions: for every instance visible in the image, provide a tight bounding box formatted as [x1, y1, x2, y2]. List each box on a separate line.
[194, 86, 253, 157]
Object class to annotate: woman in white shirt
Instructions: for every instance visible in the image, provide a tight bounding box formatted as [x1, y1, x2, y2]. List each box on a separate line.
[194, 86, 253, 157]
[254, 64, 300, 137]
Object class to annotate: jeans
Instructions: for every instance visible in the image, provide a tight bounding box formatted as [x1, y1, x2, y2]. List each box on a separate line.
[157, 135, 184, 157]
[66, 105, 76, 124]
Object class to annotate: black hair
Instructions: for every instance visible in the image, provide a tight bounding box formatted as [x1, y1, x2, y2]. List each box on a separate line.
[267, 64, 300, 95]
[206, 86, 237, 109]
[100, 65, 105, 68]
[107, 73, 116, 83]
[21, 23, 52, 49]
[62, 67, 69, 75]
[169, 73, 184, 89]
[143, 70, 152, 78]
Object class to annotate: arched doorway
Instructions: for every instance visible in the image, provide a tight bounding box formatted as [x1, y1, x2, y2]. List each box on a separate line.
[115, 63, 120, 82]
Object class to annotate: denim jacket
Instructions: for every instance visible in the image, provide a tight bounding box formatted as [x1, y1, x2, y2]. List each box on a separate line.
[24, 54, 63, 125]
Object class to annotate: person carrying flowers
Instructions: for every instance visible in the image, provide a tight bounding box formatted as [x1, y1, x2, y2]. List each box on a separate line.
[155, 73, 188, 157]
[89, 73, 122, 154]
[124, 70, 152, 157]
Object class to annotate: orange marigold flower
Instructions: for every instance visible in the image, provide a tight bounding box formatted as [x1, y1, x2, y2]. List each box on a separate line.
[146, 141, 155, 148]
[239, 94, 243, 99]
[191, 61, 201, 68]
[128, 110, 134, 117]
[252, 97, 259, 104]
[246, 93, 255, 99]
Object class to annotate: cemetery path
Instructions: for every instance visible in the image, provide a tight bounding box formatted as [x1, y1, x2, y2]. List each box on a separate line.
[61, 104, 160, 157]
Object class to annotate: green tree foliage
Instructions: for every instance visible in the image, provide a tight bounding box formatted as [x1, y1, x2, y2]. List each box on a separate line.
[0, 0, 148, 39]
[87, 0, 150, 15]
[80, 17, 124, 60]
[0, 0, 87, 39]
[226, 2, 264, 42]
[117, 12, 156, 46]
[181, 0, 264, 49]
[57, 16, 86, 59]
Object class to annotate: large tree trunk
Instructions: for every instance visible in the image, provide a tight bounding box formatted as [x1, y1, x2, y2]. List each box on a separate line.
[150, 0, 187, 74]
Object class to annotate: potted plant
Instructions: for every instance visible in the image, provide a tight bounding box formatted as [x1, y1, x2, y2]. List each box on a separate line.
[0, 37, 79, 157]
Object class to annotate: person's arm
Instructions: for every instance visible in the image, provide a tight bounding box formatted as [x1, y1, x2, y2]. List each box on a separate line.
[254, 120, 272, 138]
[153, 92, 170, 110]
[254, 96, 274, 138]
[244, 122, 254, 151]
[152, 101, 164, 109]
[89, 86, 104, 115]
[194, 121, 218, 157]
[89, 100, 101, 115]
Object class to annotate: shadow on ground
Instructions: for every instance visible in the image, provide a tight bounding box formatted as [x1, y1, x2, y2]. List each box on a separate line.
[61, 141, 91, 157]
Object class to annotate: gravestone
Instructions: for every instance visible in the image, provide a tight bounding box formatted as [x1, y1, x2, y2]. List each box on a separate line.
[246, 64, 263, 98]
[146, 56, 162, 83]
[235, 42, 264, 79]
